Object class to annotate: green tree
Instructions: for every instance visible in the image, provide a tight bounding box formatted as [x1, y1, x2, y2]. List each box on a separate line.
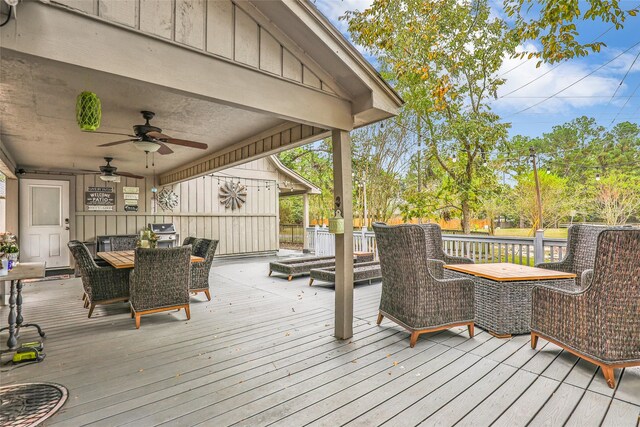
[345, 0, 516, 233]
[510, 172, 573, 232]
[504, 0, 638, 64]
[595, 172, 640, 225]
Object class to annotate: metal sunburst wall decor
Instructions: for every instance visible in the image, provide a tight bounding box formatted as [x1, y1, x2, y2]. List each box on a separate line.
[157, 187, 179, 211]
[219, 181, 247, 210]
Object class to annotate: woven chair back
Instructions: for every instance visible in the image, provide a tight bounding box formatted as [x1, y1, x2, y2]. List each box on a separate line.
[68, 240, 97, 275]
[109, 236, 138, 251]
[130, 246, 192, 310]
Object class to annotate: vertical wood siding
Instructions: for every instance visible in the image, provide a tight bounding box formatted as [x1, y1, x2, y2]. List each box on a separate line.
[52, 0, 341, 96]
[75, 167, 278, 256]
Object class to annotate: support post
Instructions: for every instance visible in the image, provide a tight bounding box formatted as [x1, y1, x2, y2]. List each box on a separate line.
[534, 229, 545, 265]
[302, 193, 310, 253]
[332, 129, 354, 340]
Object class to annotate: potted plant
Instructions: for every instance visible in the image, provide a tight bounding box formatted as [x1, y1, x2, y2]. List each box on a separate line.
[0, 232, 19, 270]
[137, 228, 159, 249]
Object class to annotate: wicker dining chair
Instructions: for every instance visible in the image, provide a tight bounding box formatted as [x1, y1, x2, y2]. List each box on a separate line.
[530, 229, 640, 389]
[109, 235, 138, 251]
[129, 246, 192, 329]
[420, 223, 474, 265]
[188, 238, 219, 300]
[183, 237, 197, 247]
[535, 224, 613, 288]
[373, 223, 475, 347]
[68, 240, 130, 318]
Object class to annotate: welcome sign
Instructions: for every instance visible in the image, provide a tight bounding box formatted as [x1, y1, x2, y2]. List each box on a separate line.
[85, 187, 115, 209]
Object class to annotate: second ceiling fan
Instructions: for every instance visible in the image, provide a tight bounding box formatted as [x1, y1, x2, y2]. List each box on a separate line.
[89, 111, 208, 155]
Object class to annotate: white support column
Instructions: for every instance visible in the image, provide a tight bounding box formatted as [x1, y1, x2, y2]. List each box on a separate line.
[302, 193, 310, 252]
[332, 129, 354, 340]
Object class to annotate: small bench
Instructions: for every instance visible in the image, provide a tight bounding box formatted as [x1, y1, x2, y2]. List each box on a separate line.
[309, 261, 381, 286]
[268, 252, 375, 281]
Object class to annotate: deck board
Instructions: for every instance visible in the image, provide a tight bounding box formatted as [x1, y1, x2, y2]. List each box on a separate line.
[1, 254, 638, 426]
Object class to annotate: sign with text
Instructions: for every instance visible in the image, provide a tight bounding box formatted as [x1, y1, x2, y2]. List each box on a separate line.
[87, 205, 114, 211]
[85, 189, 115, 207]
[123, 186, 140, 194]
[124, 199, 138, 206]
[123, 193, 139, 200]
[87, 186, 112, 192]
[124, 205, 139, 212]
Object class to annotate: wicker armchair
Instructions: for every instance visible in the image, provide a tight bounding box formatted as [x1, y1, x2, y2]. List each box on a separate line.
[109, 235, 138, 251]
[188, 238, 219, 300]
[535, 224, 611, 288]
[419, 223, 474, 265]
[183, 237, 197, 247]
[68, 240, 130, 318]
[531, 229, 640, 389]
[373, 223, 475, 347]
[129, 246, 192, 329]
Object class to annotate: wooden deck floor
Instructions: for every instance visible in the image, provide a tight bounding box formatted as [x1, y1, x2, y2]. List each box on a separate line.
[1, 255, 639, 426]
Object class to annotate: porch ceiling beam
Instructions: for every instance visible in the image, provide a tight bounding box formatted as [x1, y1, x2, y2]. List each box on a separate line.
[0, 1, 353, 131]
[159, 122, 329, 185]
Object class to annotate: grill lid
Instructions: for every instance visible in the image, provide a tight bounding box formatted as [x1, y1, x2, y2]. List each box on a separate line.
[149, 223, 176, 234]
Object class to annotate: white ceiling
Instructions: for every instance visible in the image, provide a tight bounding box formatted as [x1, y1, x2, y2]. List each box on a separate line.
[0, 51, 286, 177]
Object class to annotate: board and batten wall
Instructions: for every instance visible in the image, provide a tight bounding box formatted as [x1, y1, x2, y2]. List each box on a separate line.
[75, 161, 278, 256]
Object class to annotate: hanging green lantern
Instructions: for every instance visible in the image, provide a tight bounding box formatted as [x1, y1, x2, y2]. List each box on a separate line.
[76, 91, 101, 131]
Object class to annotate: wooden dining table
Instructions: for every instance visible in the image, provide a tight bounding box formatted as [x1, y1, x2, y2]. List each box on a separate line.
[96, 250, 204, 269]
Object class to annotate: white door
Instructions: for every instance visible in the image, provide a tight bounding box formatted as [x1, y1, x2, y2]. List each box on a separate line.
[19, 179, 70, 268]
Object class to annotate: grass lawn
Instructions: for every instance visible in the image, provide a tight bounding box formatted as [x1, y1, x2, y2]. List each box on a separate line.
[493, 228, 568, 238]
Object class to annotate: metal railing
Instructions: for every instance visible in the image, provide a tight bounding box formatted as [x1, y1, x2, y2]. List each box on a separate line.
[306, 226, 567, 266]
[280, 224, 304, 244]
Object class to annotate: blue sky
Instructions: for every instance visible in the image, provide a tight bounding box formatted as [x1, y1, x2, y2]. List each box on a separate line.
[313, 0, 640, 138]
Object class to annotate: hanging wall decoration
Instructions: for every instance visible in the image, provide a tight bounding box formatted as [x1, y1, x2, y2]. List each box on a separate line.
[76, 91, 102, 131]
[157, 187, 179, 211]
[219, 181, 247, 210]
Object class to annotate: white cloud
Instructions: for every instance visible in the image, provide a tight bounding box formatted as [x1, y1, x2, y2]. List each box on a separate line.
[493, 44, 624, 114]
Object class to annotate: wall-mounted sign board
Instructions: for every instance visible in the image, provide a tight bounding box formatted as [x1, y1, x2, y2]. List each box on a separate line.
[123, 187, 139, 194]
[124, 205, 139, 212]
[123, 194, 139, 200]
[124, 199, 138, 206]
[85, 190, 115, 206]
[88, 186, 112, 192]
[87, 205, 114, 211]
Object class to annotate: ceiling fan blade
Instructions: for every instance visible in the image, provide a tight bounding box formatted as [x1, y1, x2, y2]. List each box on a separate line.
[157, 142, 174, 155]
[83, 130, 137, 137]
[147, 131, 207, 150]
[116, 171, 145, 179]
[159, 138, 208, 150]
[97, 139, 138, 147]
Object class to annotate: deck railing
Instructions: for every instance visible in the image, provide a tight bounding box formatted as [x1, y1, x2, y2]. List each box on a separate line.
[305, 226, 567, 266]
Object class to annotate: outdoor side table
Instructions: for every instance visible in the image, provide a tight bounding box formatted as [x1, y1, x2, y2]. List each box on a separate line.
[444, 263, 576, 338]
[0, 262, 46, 349]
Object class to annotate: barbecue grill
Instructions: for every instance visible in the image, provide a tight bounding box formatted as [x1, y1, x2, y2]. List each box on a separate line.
[149, 223, 178, 248]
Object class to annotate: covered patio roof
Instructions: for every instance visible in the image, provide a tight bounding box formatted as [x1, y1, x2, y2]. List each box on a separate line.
[0, 0, 403, 340]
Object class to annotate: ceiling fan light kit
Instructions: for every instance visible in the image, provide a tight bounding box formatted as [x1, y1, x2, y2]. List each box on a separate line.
[99, 174, 118, 182]
[76, 91, 102, 131]
[134, 140, 161, 153]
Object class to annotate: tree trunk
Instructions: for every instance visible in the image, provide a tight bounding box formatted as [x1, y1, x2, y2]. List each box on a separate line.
[461, 200, 471, 234]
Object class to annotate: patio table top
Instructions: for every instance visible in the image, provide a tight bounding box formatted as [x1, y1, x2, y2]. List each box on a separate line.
[444, 262, 576, 282]
[96, 250, 204, 269]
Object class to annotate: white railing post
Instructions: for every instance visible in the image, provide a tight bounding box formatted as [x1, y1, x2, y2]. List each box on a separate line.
[361, 228, 368, 253]
[534, 230, 544, 265]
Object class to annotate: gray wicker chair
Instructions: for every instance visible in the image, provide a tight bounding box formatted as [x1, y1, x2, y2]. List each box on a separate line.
[535, 224, 612, 288]
[188, 238, 219, 300]
[373, 223, 475, 347]
[129, 246, 192, 329]
[183, 237, 197, 247]
[531, 229, 640, 389]
[109, 235, 138, 251]
[419, 223, 474, 266]
[68, 240, 130, 318]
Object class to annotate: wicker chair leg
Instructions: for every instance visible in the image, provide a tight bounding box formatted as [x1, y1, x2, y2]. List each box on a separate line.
[204, 290, 212, 301]
[288, 275, 293, 281]
[131, 308, 135, 318]
[601, 366, 615, 389]
[82, 293, 86, 301]
[83, 299, 89, 309]
[135, 314, 141, 329]
[185, 305, 191, 320]
[309, 278, 314, 286]
[467, 323, 474, 338]
[409, 331, 420, 348]
[376, 313, 384, 325]
[88, 303, 96, 318]
[268, 270, 272, 277]
[531, 332, 539, 349]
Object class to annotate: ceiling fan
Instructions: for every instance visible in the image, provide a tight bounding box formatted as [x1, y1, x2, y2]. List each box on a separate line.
[94, 157, 144, 182]
[86, 111, 208, 155]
